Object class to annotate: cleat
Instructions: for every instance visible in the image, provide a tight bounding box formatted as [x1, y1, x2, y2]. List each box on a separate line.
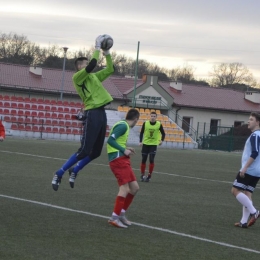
[108, 218, 128, 228]
[145, 175, 151, 182]
[140, 175, 145, 182]
[234, 222, 248, 228]
[119, 214, 132, 226]
[68, 168, 77, 188]
[52, 174, 61, 191]
[248, 210, 260, 227]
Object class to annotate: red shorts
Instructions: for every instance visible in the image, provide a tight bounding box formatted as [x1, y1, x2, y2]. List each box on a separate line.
[109, 156, 136, 186]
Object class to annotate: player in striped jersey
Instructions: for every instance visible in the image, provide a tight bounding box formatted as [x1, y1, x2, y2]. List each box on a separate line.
[232, 112, 260, 228]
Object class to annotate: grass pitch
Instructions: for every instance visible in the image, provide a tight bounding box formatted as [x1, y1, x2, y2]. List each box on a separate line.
[0, 138, 259, 260]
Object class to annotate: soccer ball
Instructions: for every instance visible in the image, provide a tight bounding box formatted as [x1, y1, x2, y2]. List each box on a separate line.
[101, 35, 114, 51]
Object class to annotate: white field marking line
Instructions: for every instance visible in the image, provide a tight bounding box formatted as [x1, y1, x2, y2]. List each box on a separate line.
[0, 194, 260, 255]
[1, 150, 260, 190]
[1, 150, 259, 190]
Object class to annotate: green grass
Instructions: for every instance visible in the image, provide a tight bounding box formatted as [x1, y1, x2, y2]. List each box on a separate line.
[0, 137, 260, 260]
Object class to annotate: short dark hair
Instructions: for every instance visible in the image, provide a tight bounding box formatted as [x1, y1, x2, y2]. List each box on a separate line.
[151, 111, 157, 116]
[250, 112, 260, 122]
[126, 108, 140, 120]
[74, 57, 88, 70]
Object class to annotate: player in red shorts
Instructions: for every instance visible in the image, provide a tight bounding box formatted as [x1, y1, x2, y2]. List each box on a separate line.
[107, 108, 140, 228]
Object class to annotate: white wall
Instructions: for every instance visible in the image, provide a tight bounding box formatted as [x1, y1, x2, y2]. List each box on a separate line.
[135, 86, 168, 106]
[174, 107, 249, 129]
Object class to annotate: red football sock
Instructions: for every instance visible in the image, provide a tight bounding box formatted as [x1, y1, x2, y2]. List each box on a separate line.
[141, 163, 146, 174]
[123, 193, 135, 211]
[149, 163, 154, 175]
[113, 196, 125, 216]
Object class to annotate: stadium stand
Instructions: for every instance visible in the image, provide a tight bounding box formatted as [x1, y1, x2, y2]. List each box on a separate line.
[115, 105, 195, 148]
[0, 95, 196, 148]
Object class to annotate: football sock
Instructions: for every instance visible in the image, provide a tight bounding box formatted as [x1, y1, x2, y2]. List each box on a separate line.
[149, 163, 154, 175]
[141, 163, 146, 174]
[236, 193, 256, 214]
[123, 193, 134, 211]
[72, 156, 91, 174]
[112, 196, 126, 216]
[56, 153, 78, 177]
[241, 206, 250, 224]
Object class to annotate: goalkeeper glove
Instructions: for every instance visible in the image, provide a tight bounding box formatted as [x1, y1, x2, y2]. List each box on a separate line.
[71, 110, 85, 121]
[95, 35, 105, 50]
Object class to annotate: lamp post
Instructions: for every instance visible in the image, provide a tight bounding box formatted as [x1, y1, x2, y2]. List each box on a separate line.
[133, 41, 140, 108]
[60, 47, 68, 100]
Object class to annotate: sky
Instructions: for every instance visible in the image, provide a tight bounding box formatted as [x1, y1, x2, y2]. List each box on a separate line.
[0, 0, 260, 82]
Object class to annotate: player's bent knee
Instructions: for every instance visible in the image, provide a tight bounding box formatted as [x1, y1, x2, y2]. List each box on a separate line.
[130, 183, 139, 195]
[231, 187, 240, 196]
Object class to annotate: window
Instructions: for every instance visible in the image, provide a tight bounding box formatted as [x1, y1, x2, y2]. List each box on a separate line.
[234, 121, 244, 127]
[182, 117, 192, 133]
[209, 119, 220, 135]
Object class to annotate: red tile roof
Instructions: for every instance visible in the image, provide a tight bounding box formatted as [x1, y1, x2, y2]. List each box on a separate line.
[0, 63, 125, 97]
[0, 62, 75, 93]
[1, 62, 259, 112]
[159, 82, 260, 112]
[110, 76, 143, 95]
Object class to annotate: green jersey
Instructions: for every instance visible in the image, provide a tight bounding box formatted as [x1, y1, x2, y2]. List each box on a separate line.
[107, 120, 130, 162]
[143, 121, 161, 145]
[72, 50, 114, 110]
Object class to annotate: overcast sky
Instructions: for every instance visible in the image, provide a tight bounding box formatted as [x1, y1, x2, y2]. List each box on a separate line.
[1, 0, 260, 81]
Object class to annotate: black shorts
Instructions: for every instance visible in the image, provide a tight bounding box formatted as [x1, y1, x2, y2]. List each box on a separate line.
[141, 144, 157, 155]
[232, 172, 260, 193]
[76, 107, 107, 160]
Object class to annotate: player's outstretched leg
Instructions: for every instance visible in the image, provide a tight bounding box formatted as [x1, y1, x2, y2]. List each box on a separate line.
[52, 173, 62, 191]
[68, 168, 77, 188]
[52, 153, 78, 191]
[68, 156, 92, 188]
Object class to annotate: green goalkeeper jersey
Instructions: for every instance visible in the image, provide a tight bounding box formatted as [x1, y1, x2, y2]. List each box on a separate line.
[72, 50, 114, 110]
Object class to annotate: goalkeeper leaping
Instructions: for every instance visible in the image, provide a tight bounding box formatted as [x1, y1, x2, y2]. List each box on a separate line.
[52, 35, 114, 191]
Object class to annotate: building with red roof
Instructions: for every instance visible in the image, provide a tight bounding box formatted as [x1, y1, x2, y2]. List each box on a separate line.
[1, 62, 259, 136]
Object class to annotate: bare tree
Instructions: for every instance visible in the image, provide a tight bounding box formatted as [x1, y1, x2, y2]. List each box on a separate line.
[0, 32, 28, 58]
[168, 64, 195, 82]
[26, 43, 46, 65]
[110, 53, 128, 75]
[209, 62, 257, 87]
[0, 32, 45, 65]
[3, 32, 258, 88]
[71, 47, 92, 60]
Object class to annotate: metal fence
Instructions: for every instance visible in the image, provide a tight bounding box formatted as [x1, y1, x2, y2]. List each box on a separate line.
[196, 122, 247, 151]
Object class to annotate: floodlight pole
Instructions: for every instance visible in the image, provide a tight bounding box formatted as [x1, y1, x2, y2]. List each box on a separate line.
[60, 47, 69, 100]
[133, 41, 140, 108]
